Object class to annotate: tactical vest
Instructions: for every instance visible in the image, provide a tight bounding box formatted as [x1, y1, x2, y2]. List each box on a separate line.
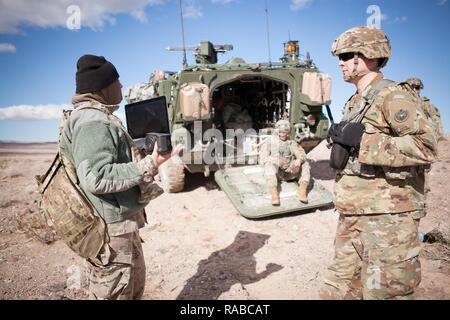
[339, 79, 429, 179]
[269, 137, 293, 170]
[35, 102, 157, 259]
[35, 106, 108, 260]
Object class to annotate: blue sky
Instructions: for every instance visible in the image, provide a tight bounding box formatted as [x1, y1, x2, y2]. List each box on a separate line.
[0, 0, 449, 142]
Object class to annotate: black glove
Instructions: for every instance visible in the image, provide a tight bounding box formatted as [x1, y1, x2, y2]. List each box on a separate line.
[328, 121, 365, 149]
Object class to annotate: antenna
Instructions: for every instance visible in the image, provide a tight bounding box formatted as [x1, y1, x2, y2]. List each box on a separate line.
[264, 0, 272, 64]
[178, 0, 188, 68]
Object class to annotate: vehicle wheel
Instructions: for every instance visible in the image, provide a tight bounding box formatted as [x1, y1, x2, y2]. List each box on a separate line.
[158, 156, 185, 193]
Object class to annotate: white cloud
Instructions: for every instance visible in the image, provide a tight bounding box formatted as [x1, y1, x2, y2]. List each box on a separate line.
[438, 0, 448, 5]
[0, 104, 70, 120]
[380, 13, 388, 21]
[211, 0, 237, 4]
[0, 0, 165, 34]
[290, 0, 313, 11]
[183, 0, 203, 19]
[394, 16, 407, 23]
[0, 43, 16, 53]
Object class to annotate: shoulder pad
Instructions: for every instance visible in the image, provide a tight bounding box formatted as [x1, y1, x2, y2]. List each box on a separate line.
[383, 90, 419, 136]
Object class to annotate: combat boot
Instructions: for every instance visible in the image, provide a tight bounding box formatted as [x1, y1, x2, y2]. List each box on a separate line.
[297, 181, 308, 203]
[269, 187, 280, 206]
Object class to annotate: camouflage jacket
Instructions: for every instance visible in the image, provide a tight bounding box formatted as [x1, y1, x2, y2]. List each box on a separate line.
[259, 135, 306, 170]
[422, 97, 444, 141]
[334, 75, 437, 217]
[59, 101, 150, 224]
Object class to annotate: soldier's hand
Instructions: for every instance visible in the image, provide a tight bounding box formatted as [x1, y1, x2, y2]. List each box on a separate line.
[294, 159, 302, 167]
[151, 142, 183, 168]
[329, 121, 365, 148]
[171, 144, 184, 157]
[286, 159, 301, 174]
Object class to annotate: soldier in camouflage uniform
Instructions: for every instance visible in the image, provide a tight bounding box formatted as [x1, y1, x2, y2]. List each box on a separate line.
[60, 55, 181, 299]
[260, 120, 310, 205]
[405, 78, 444, 195]
[319, 27, 438, 300]
[406, 77, 444, 141]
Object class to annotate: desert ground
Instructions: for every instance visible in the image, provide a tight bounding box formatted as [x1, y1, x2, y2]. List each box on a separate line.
[0, 137, 449, 300]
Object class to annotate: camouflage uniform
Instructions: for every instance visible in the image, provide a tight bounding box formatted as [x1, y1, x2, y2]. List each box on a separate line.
[57, 55, 165, 300]
[406, 77, 444, 141]
[260, 120, 310, 205]
[61, 98, 160, 300]
[320, 27, 438, 300]
[260, 135, 310, 187]
[87, 211, 146, 300]
[404, 79, 444, 202]
[421, 97, 444, 141]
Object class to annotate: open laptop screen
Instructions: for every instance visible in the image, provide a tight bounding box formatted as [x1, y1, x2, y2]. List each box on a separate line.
[125, 96, 170, 139]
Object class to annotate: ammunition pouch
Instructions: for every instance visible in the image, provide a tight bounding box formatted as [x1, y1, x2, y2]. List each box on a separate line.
[337, 152, 428, 180]
[329, 143, 351, 170]
[382, 165, 428, 180]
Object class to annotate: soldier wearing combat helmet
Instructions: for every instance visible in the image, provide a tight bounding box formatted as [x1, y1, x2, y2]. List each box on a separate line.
[320, 27, 438, 300]
[259, 119, 310, 205]
[406, 77, 444, 141]
[406, 77, 424, 91]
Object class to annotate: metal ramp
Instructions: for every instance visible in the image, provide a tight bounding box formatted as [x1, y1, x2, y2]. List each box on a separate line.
[215, 165, 333, 219]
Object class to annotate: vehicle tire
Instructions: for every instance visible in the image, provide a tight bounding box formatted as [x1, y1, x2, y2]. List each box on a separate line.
[158, 155, 185, 193]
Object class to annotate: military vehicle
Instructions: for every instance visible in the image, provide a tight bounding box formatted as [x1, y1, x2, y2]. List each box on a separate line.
[125, 40, 333, 218]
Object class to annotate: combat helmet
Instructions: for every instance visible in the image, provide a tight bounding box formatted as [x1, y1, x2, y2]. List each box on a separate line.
[275, 119, 291, 133]
[406, 77, 424, 90]
[331, 26, 391, 68]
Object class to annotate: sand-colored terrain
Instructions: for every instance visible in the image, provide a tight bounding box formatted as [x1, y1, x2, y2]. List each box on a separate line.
[0, 138, 449, 300]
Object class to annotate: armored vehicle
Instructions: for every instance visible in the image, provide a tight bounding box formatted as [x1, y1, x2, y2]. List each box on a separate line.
[125, 40, 333, 218]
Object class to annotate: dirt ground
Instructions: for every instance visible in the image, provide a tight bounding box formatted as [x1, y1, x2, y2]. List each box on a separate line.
[0, 136, 449, 300]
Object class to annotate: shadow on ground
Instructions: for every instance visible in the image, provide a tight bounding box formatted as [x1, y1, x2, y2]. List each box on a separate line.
[309, 159, 335, 181]
[177, 230, 283, 300]
[182, 172, 219, 192]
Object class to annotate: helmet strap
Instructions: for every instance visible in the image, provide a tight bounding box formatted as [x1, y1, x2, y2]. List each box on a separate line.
[344, 53, 360, 82]
[347, 53, 372, 81]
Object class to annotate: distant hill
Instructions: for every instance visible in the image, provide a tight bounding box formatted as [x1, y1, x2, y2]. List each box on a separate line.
[0, 141, 57, 148]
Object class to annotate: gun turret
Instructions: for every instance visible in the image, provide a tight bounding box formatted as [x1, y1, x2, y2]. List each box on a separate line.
[166, 41, 233, 65]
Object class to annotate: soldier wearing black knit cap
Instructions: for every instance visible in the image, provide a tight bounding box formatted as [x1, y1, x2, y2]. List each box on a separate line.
[59, 54, 181, 300]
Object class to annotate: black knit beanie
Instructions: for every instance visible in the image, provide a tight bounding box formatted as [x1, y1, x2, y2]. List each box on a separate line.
[75, 54, 119, 94]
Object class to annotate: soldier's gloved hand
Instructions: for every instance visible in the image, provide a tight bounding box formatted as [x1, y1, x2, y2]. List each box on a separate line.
[136, 155, 159, 183]
[286, 159, 302, 175]
[277, 158, 289, 170]
[328, 121, 365, 149]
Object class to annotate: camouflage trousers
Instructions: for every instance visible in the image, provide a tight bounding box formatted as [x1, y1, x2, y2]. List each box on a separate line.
[319, 212, 422, 300]
[86, 213, 146, 300]
[263, 161, 310, 188]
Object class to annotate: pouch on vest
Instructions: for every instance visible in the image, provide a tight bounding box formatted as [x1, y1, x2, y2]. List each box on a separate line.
[35, 111, 107, 259]
[329, 143, 351, 170]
